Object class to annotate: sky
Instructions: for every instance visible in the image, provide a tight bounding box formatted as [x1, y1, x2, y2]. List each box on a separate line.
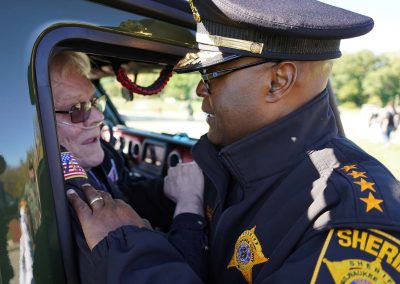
[320, 0, 400, 54]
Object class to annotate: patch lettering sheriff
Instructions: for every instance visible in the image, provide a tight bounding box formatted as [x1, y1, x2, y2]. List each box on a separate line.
[311, 229, 400, 283]
[227, 226, 269, 284]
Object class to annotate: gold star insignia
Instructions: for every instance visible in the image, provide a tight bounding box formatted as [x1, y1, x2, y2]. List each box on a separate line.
[354, 178, 376, 192]
[228, 226, 268, 284]
[347, 171, 367, 179]
[360, 193, 384, 213]
[341, 164, 357, 172]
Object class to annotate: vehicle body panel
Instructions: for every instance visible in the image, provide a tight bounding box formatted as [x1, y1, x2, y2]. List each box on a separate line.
[0, 1, 195, 283]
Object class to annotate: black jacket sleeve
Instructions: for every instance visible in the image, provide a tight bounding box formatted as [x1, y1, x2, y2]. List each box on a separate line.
[91, 225, 204, 284]
[167, 213, 208, 280]
[120, 178, 175, 230]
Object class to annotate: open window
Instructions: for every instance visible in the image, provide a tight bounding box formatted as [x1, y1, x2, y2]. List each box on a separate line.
[33, 16, 200, 281]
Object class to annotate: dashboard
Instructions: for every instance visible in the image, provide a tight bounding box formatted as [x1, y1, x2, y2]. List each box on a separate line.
[108, 126, 197, 178]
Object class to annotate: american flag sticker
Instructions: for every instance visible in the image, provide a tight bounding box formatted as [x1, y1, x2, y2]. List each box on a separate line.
[61, 151, 88, 180]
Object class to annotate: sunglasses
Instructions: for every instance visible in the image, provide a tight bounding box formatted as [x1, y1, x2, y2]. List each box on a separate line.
[199, 59, 280, 94]
[55, 95, 106, 123]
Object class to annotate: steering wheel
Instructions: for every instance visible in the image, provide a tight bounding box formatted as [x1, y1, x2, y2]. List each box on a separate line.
[100, 120, 116, 146]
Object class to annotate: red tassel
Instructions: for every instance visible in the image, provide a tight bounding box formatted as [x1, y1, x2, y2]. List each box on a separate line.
[116, 65, 174, 96]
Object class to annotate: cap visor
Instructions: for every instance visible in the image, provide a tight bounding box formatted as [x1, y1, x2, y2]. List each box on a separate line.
[174, 50, 240, 73]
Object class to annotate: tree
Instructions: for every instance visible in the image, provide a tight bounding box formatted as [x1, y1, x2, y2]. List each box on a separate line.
[331, 50, 378, 106]
[162, 73, 200, 101]
[363, 53, 400, 106]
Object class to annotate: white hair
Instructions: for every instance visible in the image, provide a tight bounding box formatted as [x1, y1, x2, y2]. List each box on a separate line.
[49, 51, 91, 83]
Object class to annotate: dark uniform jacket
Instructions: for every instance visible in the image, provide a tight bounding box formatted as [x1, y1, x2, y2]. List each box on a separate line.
[63, 141, 206, 283]
[89, 90, 400, 283]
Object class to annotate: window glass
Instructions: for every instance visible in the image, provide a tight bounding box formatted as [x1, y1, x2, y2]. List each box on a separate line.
[101, 72, 209, 139]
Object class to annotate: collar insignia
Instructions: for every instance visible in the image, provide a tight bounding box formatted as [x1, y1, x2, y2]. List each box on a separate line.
[339, 164, 384, 213]
[360, 192, 384, 212]
[188, 0, 201, 23]
[227, 226, 269, 284]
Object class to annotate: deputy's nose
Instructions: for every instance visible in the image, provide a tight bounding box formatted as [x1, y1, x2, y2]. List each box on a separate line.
[196, 80, 209, 98]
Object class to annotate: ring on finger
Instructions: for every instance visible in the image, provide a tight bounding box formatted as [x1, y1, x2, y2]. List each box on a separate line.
[89, 196, 104, 206]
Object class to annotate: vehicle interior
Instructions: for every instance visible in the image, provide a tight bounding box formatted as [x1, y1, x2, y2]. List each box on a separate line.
[31, 2, 202, 280]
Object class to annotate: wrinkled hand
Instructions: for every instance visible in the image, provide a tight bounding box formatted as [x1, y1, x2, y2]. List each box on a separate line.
[164, 161, 204, 217]
[67, 184, 145, 250]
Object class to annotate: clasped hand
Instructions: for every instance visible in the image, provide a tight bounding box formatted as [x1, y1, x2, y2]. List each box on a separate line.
[67, 184, 146, 250]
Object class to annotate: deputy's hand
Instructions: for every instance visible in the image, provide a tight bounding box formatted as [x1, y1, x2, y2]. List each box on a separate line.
[67, 184, 145, 250]
[164, 161, 204, 217]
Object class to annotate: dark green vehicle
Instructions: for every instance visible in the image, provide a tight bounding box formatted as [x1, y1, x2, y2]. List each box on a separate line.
[0, 1, 200, 283]
[0, 1, 346, 283]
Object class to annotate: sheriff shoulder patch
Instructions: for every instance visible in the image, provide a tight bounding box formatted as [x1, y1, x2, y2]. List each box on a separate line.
[311, 228, 400, 283]
[227, 226, 269, 284]
[61, 151, 87, 180]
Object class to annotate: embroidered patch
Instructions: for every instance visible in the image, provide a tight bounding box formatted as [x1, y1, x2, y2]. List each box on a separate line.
[339, 164, 384, 214]
[61, 151, 87, 180]
[227, 226, 269, 284]
[311, 229, 400, 283]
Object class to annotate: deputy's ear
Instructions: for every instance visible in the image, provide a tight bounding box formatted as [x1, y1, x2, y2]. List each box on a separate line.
[265, 61, 297, 103]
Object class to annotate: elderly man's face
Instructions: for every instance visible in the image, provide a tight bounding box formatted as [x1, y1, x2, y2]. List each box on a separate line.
[197, 57, 277, 146]
[52, 71, 104, 170]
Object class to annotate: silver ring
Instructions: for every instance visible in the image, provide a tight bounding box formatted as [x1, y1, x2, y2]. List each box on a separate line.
[89, 196, 104, 206]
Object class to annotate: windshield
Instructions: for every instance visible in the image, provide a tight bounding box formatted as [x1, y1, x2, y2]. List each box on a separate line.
[100, 72, 208, 139]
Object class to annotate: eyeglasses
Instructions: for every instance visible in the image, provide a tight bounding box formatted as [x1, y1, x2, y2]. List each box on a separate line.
[199, 59, 280, 94]
[55, 95, 106, 123]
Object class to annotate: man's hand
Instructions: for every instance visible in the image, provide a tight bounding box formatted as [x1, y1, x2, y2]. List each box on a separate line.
[164, 161, 204, 217]
[67, 184, 145, 250]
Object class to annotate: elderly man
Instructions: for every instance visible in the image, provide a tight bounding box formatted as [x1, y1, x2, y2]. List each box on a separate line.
[51, 52, 206, 283]
[68, 0, 400, 283]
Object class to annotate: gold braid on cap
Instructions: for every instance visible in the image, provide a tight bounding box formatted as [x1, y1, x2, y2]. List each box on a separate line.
[196, 33, 264, 54]
[189, 0, 201, 23]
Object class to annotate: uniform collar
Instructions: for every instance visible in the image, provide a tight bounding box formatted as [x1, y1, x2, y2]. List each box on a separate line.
[194, 89, 338, 186]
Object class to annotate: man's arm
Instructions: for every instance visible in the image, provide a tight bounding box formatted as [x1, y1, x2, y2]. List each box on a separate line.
[67, 184, 205, 283]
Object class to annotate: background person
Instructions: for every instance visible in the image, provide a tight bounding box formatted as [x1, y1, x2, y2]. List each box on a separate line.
[381, 101, 397, 143]
[68, 0, 400, 282]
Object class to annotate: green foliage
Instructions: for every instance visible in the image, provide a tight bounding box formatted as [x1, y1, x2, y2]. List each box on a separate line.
[0, 160, 29, 199]
[363, 54, 400, 106]
[162, 73, 201, 101]
[331, 50, 377, 106]
[331, 51, 400, 106]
